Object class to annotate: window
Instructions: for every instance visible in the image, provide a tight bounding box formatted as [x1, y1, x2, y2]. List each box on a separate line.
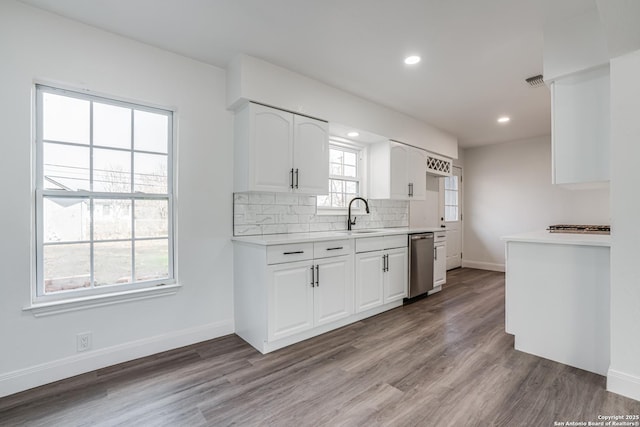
[444, 174, 459, 221]
[35, 85, 174, 301]
[317, 143, 362, 210]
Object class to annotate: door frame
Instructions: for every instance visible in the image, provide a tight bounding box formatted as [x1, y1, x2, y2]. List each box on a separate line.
[439, 165, 463, 270]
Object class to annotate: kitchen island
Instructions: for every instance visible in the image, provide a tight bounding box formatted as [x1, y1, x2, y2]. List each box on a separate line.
[502, 231, 611, 375]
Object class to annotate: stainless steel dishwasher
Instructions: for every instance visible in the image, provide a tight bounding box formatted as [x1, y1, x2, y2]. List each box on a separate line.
[408, 232, 434, 298]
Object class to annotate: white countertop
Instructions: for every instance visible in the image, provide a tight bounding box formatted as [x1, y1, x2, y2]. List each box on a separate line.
[232, 227, 446, 245]
[501, 230, 611, 247]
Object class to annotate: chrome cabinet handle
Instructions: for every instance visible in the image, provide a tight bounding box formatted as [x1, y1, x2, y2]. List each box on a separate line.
[295, 168, 299, 189]
[408, 183, 414, 197]
[315, 265, 319, 287]
[311, 265, 315, 287]
[434, 247, 437, 260]
[326, 247, 344, 251]
[283, 251, 304, 255]
[289, 168, 294, 189]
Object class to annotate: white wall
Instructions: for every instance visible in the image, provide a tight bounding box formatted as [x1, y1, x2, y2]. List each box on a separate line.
[463, 135, 610, 270]
[608, 48, 640, 401]
[0, 1, 234, 397]
[227, 55, 458, 159]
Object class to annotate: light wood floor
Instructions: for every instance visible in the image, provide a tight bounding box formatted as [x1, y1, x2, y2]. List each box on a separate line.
[1, 268, 639, 426]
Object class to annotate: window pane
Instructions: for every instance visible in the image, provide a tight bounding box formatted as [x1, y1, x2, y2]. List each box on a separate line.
[135, 239, 169, 282]
[445, 206, 459, 222]
[134, 110, 168, 154]
[445, 175, 458, 191]
[330, 163, 342, 176]
[43, 243, 90, 293]
[316, 195, 330, 207]
[329, 179, 344, 193]
[93, 148, 132, 192]
[43, 197, 90, 243]
[345, 181, 357, 194]
[135, 199, 168, 238]
[134, 153, 167, 193]
[42, 93, 89, 144]
[445, 190, 458, 206]
[93, 102, 131, 149]
[329, 149, 343, 164]
[43, 143, 90, 191]
[94, 241, 132, 286]
[94, 199, 132, 240]
[344, 151, 357, 166]
[344, 165, 356, 178]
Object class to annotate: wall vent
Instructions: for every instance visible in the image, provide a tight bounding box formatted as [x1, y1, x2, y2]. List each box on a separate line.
[525, 74, 545, 87]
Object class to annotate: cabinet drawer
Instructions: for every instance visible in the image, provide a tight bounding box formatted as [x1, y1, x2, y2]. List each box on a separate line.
[434, 232, 447, 243]
[355, 237, 385, 253]
[313, 239, 352, 259]
[384, 234, 408, 250]
[267, 243, 313, 265]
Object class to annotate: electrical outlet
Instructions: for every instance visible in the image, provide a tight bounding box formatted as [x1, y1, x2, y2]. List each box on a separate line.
[76, 332, 92, 352]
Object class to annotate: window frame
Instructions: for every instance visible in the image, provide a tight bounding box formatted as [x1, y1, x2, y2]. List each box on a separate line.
[316, 139, 367, 214]
[33, 84, 176, 304]
[443, 174, 459, 222]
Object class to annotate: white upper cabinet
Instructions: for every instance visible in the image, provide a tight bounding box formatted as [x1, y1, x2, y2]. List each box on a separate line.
[234, 102, 329, 193]
[293, 115, 329, 194]
[551, 66, 610, 185]
[369, 141, 427, 200]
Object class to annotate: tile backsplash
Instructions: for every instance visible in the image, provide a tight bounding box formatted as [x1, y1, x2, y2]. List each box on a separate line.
[233, 192, 409, 236]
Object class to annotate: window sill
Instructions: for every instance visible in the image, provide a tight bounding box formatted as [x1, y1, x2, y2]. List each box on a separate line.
[24, 284, 181, 317]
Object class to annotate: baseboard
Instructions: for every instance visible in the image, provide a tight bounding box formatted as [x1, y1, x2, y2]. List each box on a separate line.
[0, 319, 234, 399]
[607, 368, 640, 402]
[461, 260, 505, 272]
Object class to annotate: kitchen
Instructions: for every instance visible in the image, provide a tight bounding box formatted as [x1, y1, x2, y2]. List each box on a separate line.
[1, 0, 640, 425]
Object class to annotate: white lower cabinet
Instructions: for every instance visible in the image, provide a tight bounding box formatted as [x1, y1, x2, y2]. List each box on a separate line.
[234, 234, 408, 354]
[434, 244, 446, 287]
[268, 254, 353, 342]
[355, 236, 408, 313]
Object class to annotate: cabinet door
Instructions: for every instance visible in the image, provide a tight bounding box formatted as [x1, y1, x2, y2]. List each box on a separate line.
[268, 260, 314, 341]
[408, 148, 427, 200]
[355, 251, 385, 313]
[293, 115, 329, 194]
[389, 143, 409, 200]
[384, 248, 408, 303]
[314, 255, 354, 326]
[434, 244, 447, 287]
[551, 67, 610, 185]
[251, 104, 294, 192]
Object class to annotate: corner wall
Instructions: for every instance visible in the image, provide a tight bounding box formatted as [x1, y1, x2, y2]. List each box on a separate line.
[0, 1, 234, 397]
[463, 135, 610, 270]
[608, 48, 640, 401]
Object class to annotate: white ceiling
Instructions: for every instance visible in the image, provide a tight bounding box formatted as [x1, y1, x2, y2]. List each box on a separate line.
[20, 0, 598, 148]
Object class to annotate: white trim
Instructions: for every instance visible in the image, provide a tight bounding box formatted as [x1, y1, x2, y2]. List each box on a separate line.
[24, 284, 181, 317]
[461, 260, 505, 272]
[0, 319, 234, 398]
[607, 368, 640, 402]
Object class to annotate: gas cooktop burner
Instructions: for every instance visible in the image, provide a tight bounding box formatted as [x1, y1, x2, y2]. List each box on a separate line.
[547, 224, 610, 235]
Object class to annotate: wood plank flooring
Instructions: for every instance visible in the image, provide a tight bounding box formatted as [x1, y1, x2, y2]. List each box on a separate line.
[2, 268, 639, 426]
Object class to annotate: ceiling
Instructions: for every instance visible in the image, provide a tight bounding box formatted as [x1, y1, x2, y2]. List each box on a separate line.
[20, 0, 598, 148]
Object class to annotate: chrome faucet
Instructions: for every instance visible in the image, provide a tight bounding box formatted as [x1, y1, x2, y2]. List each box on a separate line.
[347, 197, 370, 231]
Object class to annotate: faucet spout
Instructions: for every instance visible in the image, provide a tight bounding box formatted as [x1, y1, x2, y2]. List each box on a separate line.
[347, 197, 370, 231]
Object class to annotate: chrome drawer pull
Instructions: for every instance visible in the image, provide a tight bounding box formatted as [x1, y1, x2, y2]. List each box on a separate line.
[283, 251, 304, 255]
[326, 247, 344, 251]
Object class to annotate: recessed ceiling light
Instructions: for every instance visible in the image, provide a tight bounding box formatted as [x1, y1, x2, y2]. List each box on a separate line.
[347, 131, 360, 137]
[404, 55, 421, 65]
[497, 116, 510, 123]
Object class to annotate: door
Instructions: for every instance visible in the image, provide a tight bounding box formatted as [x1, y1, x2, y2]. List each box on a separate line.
[408, 148, 427, 200]
[251, 104, 294, 192]
[314, 256, 353, 326]
[355, 251, 384, 313]
[384, 248, 408, 303]
[389, 143, 409, 199]
[268, 260, 314, 341]
[442, 166, 463, 270]
[293, 115, 329, 194]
